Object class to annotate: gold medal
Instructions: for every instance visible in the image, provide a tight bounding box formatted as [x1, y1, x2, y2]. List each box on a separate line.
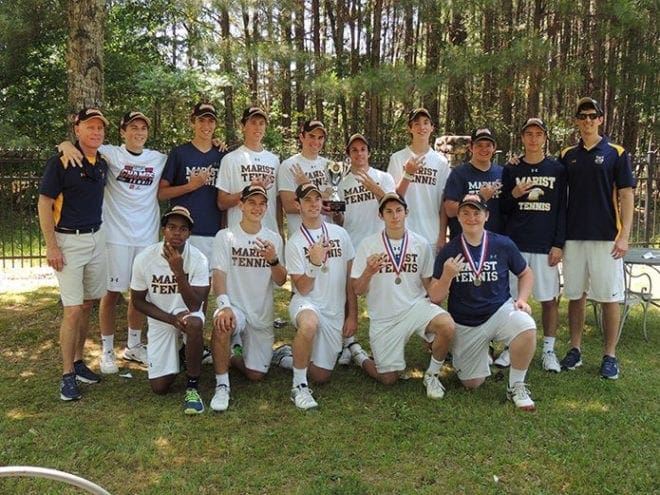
[474, 277, 481, 286]
[395, 276, 402, 285]
[321, 264, 329, 273]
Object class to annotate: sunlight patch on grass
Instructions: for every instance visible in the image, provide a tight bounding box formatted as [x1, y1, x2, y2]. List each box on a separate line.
[19, 370, 35, 378]
[6, 408, 38, 420]
[559, 400, 611, 413]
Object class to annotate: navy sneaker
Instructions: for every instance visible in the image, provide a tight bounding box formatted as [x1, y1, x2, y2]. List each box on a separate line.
[560, 348, 582, 370]
[184, 388, 205, 415]
[600, 355, 619, 379]
[73, 360, 101, 384]
[60, 372, 81, 401]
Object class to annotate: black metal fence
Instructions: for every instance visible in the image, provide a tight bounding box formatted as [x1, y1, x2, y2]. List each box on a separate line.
[1, 147, 657, 269]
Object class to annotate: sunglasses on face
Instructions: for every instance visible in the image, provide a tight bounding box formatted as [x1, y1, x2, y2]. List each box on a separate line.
[576, 113, 600, 120]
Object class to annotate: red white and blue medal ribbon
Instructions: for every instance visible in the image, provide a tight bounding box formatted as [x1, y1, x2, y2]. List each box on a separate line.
[460, 232, 488, 286]
[300, 222, 330, 272]
[382, 229, 409, 285]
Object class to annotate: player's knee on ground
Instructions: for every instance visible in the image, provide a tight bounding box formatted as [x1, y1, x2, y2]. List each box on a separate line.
[461, 377, 486, 389]
[378, 371, 400, 386]
[308, 363, 332, 384]
[149, 374, 176, 395]
[243, 367, 266, 382]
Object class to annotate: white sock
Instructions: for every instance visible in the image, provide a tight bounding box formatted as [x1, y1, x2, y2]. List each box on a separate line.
[426, 356, 444, 376]
[293, 367, 308, 388]
[543, 336, 556, 354]
[101, 334, 114, 356]
[215, 373, 230, 388]
[509, 367, 528, 388]
[127, 328, 142, 348]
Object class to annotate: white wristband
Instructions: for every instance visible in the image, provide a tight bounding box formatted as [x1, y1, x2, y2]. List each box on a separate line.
[305, 261, 320, 279]
[215, 294, 230, 310]
[403, 172, 415, 181]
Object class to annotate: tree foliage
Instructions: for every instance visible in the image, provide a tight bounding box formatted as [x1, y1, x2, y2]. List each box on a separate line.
[0, 0, 657, 156]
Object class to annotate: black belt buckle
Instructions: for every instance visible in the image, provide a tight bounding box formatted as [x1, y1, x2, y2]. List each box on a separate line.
[55, 225, 100, 234]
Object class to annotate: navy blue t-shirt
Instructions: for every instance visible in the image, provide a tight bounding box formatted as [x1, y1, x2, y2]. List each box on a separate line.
[444, 162, 504, 238]
[162, 142, 226, 237]
[560, 136, 635, 241]
[433, 231, 527, 326]
[500, 157, 567, 253]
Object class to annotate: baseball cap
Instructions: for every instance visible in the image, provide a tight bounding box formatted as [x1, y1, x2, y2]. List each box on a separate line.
[161, 205, 194, 228]
[240, 184, 268, 201]
[346, 133, 369, 152]
[120, 111, 151, 129]
[470, 128, 496, 144]
[191, 102, 218, 120]
[378, 192, 408, 213]
[458, 194, 488, 211]
[301, 119, 327, 135]
[408, 107, 432, 124]
[575, 97, 603, 116]
[241, 106, 268, 124]
[295, 182, 322, 200]
[520, 117, 548, 134]
[74, 108, 109, 126]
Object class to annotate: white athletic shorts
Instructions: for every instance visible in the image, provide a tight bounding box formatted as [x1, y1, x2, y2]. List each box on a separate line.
[509, 252, 560, 302]
[563, 240, 624, 302]
[452, 299, 536, 381]
[229, 306, 274, 374]
[106, 243, 146, 292]
[188, 235, 214, 273]
[54, 228, 107, 306]
[369, 298, 446, 374]
[289, 296, 342, 371]
[147, 308, 205, 379]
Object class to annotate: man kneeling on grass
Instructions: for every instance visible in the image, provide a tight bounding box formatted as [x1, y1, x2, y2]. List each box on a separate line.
[130, 206, 210, 414]
[428, 194, 538, 411]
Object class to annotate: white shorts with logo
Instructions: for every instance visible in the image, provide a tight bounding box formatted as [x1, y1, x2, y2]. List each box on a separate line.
[563, 240, 624, 302]
[106, 243, 146, 292]
[54, 228, 107, 306]
[147, 308, 205, 379]
[289, 296, 342, 371]
[452, 300, 536, 381]
[509, 252, 560, 302]
[369, 298, 446, 374]
[229, 306, 274, 374]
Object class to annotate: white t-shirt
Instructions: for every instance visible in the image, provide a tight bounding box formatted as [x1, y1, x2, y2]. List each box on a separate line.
[351, 229, 434, 323]
[215, 145, 280, 233]
[130, 241, 209, 328]
[277, 153, 330, 236]
[338, 168, 395, 248]
[285, 222, 354, 320]
[387, 147, 450, 246]
[210, 223, 284, 330]
[100, 144, 167, 246]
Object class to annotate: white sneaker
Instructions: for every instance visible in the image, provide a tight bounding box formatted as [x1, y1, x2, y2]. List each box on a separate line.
[123, 344, 148, 365]
[423, 373, 446, 399]
[494, 349, 510, 368]
[542, 350, 561, 373]
[210, 384, 230, 412]
[507, 382, 536, 411]
[100, 353, 119, 374]
[337, 346, 352, 366]
[349, 343, 368, 367]
[290, 384, 318, 410]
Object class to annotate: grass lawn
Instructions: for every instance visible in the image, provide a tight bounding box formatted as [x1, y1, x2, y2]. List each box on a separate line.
[0, 284, 658, 494]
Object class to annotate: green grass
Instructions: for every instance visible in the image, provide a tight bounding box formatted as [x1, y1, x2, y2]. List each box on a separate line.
[0, 286, 658, 494]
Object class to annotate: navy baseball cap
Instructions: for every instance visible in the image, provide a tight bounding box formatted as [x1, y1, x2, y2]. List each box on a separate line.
[240, 185, 268, 201]
[74, 108, 109, 127]
[301, 119, 327, 135]
[520, 117, 548, 134]
[192, 102, 218, 120]
[346, 133, 369, 152]
[120, 111, 151, 129]
[295, 182, 322, 200]
[575, 97, 603, 116]
[378, 193, 407, 213]
[470, 128, 496, 144]
[241, 106, 268, 124]
[458, 194, 488, 211]
[161, 205, 194, 228]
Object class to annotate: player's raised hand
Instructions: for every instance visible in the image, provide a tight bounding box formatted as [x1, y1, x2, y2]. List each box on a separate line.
[404, 154, 426, 176]
[443, 254, 464, 278]
[291, 163, 309, 186]
[255, 237, 277, 262]
[308, 234, 330, 266]
[252, 173, 274, 190]
[162, 241, 184, 273]
[512, 179, 534, 199]
[188, 166, 210, 189]
[366, 253, 386, 275]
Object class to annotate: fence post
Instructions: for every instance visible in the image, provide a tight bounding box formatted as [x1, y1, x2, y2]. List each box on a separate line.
[645, 142, 655, 246]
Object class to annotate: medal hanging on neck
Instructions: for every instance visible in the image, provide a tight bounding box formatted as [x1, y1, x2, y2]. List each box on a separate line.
[460, 232, 488, 286]
[300, 222, 330, 273]
[382, 229, 409, 285]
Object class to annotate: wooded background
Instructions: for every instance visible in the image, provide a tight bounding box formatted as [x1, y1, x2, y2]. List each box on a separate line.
[0, 0, 657, 158]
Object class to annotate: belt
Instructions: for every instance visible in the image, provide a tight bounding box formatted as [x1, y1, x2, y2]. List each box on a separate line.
[55, 225, 101, 234]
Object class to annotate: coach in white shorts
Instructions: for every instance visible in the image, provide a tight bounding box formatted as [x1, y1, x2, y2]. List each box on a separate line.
[130, 206, 210, 415]
[209, 185, 287, 412]
[429, 194, 538, 411]
[285, 183, 358, 410]
[351, 193, 454, 399]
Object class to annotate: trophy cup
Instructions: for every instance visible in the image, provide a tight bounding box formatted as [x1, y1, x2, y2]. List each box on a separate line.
[323, 159, 350, 212]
